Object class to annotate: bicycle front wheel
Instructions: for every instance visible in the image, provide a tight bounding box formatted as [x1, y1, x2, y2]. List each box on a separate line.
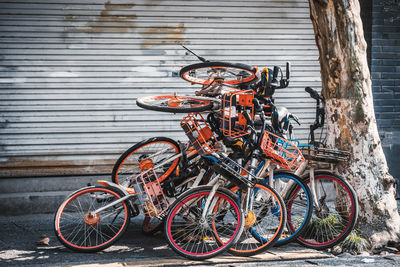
[164, 186, 244, 260]
[54, 186, 130, 252]
[228, 183, 286, 256]
[179, 61, 257, 86]
[112, 137, 181, 187]
[297, 172, 358, 250]
[137, 95, 218, 113]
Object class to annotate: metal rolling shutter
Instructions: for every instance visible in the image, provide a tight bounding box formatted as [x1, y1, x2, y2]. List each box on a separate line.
[0, 0, 321, 178]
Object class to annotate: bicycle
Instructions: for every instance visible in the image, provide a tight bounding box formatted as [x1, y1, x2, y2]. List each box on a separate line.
[54, 156, 243, 258]
[285, 87, 359, 250]
[240, 83, 357, 249]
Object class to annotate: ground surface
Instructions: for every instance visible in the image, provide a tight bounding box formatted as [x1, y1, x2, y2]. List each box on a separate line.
[0, 213, 399, 267]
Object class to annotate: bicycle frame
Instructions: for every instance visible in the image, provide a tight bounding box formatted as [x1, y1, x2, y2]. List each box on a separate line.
[94, 148, 216, 220]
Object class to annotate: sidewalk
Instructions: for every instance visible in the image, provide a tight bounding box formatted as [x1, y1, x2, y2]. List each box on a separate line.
[0, 213, 398, 267]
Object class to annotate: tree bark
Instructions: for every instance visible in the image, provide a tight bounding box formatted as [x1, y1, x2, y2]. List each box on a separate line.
[308, 0, 400, 249]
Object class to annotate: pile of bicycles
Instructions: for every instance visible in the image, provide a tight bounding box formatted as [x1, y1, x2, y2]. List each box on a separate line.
[54, 48, 358, 260]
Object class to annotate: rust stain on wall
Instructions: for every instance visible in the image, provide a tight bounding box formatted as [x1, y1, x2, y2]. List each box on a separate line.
[74, 0, 136, 33]
[141, 23, 185, 48]
[104, 1, 135, 10]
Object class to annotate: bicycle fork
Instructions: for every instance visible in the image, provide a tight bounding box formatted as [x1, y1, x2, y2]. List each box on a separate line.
[242, 154, 260, 217]
[295, 162, 321, 211]
[200, 178, 221, 224]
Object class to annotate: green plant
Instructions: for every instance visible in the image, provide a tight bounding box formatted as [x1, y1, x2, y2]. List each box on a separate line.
[301, 213, 344, 242]
[339, 230, 370, 254]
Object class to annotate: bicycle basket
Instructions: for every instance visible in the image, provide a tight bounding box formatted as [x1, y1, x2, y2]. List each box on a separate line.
[181, 112, 221, 155]
[131, 168, 169, 218]
[221, 90, 254, 138]
[261, 131, 305, 171]
[212, 154, 256, 190]
[301, 146, 350, 164]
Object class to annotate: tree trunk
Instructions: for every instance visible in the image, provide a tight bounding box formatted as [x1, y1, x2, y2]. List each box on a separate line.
[308, 0, 400, 249]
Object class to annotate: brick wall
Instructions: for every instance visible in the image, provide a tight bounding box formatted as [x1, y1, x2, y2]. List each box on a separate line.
[370, 0, 400, 196]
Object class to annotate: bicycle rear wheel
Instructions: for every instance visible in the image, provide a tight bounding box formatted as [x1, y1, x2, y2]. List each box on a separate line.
[54, 186, 130, 252]
[112, 137, 181, 187]
[137, 95, 218, 113]
[228, 183, 286, 256]
[164, 186, 244, 260]
[179, 61, 257, 86]
[297, 172, 358, 250]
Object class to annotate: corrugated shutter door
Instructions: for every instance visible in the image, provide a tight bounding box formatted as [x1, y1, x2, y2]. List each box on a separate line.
[0, 0, 321, 178]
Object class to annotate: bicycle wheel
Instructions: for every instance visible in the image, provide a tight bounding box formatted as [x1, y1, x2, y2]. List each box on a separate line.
[262, 171, 313, 246]
[54, 186, 130, 252]
[112, 137, 181, 187]
[227, 183, 286, 256]
[297, 171, 358, 250]
[179, 61, 257, 86]
[164, 186, 244, 260]
[136, 95, 218, 113]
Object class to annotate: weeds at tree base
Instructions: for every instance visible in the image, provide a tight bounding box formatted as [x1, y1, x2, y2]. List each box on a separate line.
[338, 230, 370, 254]
[301, 213, 344, 242]
[300, 213, 369, 254]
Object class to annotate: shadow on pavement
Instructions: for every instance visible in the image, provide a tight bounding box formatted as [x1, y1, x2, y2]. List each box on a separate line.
[0, 213, 176, 266]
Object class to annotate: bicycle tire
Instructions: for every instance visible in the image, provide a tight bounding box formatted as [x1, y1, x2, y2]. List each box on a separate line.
[227, 183, 286, 256]
[112, 137, 181, 187]
[179, 61, 257, 86]
[296, 171, 358, 250]
[262, 171, 313, 246]
[54, 186, 130, 252]
[136, 95, 218, 113]
[164, 186, 244, 260]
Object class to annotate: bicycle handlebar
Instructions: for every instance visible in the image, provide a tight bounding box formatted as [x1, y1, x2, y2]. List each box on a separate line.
[252, 98, 263, 113]
[273, 63, 290, 89]
[305, 87, 321, 100]
[305, 87, 325, 147]
[239, 97, 266, 148]
[242, 110, 254, 128]
[285, 62, 290, 80]
[271, 66, 280, 87]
